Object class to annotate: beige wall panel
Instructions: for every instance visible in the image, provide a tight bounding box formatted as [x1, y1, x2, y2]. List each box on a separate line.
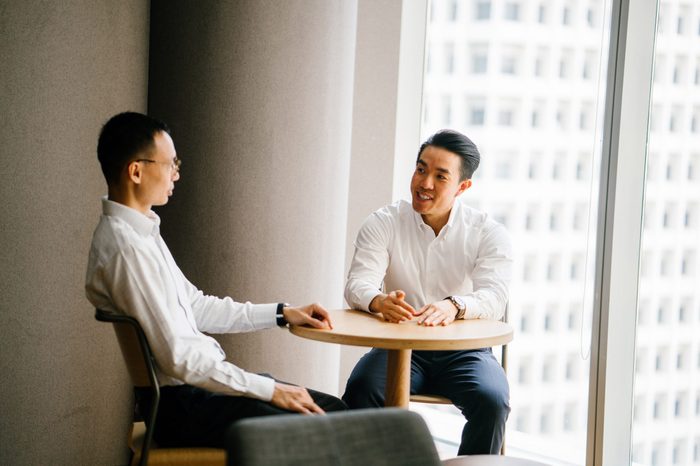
[149, 0, 357, 395]
[0, 1, 149, 464]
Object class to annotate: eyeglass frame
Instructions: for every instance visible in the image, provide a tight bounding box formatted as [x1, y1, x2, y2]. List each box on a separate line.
[135, 157, 181, 174]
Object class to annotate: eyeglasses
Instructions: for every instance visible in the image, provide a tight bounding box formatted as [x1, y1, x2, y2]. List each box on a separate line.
[136, 157, 181, 174]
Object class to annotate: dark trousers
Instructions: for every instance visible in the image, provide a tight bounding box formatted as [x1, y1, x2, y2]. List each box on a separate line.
[342, 348, 510, 455]
[136, 379, 347, 448]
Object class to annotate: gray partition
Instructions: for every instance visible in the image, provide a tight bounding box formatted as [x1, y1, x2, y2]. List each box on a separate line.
[0, 1, 149, 464]
[148, 0, 358, 394]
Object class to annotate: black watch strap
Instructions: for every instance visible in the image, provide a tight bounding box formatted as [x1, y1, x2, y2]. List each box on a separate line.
[276, 302, 289, 326]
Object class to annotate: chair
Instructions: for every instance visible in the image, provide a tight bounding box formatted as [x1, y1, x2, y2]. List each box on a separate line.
[95, 309, 226, 466]
[225, 408, 443, 466]
[410, 304, 510, 455]
[442, 455, 550, 466]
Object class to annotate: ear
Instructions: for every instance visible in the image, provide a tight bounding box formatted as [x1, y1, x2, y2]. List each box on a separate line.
[455, 178, 472, 197]
[126, 161, 143, 185]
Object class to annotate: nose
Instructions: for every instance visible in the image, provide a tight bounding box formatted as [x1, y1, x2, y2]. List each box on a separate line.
[419, 175, 433, 190]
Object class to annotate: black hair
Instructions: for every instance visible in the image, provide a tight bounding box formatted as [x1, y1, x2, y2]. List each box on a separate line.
[96, 112, 170, 186]
[416, 129, 480, 180]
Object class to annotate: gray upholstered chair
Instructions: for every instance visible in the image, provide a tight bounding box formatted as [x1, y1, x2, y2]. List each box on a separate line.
[225, 408, 442, 466]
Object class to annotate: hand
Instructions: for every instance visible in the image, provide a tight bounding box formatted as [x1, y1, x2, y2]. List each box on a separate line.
[369, 290, 416, 323]
[416, 299, 458, 326]
[270, 382, 325, 414]
[283, 303, 333, 329]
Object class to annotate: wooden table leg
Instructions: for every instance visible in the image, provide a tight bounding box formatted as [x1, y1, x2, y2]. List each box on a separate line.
[385, 348, 411, 407]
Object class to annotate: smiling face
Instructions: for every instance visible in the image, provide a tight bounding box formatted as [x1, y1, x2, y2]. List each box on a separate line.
[410, 145, 471, 232]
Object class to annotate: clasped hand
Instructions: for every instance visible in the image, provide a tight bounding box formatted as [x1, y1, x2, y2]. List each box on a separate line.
[369, 290, 459, 326]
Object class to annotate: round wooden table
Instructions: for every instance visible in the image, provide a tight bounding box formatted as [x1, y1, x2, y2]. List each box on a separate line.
[290, 309, 513, 407]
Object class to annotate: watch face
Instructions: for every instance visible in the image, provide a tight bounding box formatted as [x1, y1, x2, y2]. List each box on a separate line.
[452, 296, 465, 311]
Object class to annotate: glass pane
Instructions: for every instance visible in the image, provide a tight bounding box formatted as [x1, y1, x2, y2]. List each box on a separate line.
[632, 2, 700, 465]
[417, 0, 612, 463]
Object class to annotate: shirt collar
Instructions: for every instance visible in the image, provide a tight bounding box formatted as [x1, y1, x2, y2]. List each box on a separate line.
[101, 196, 160, 237]
[410, 199, 461, 234]
[444, 200, 461, 230]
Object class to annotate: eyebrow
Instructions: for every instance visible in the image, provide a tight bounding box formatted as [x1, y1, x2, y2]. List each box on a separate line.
[417, 158, 452, 175]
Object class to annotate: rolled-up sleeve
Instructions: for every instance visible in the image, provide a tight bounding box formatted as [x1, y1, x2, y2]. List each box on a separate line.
[345, 213, 392, 311]
[101, 245, 276, 401]
[459, 222, 513, 321]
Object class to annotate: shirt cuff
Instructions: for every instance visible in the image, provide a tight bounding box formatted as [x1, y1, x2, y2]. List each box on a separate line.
[246, 373, 276, 401]
[358, 290, 382, 312]
[249, 302, 279, 329]
[461, 295, 480, 320]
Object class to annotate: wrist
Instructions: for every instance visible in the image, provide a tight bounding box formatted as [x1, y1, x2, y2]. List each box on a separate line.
[368, 294, 385, 313]
[445, 296, 466, 320]
[276, 302, 290, 326]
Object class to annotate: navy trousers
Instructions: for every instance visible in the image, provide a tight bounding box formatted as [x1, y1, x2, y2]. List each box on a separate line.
[342, 348, 510, 455]
[136, 379, 347, 448]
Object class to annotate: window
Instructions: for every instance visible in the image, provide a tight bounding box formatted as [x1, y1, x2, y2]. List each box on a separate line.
[562, 5, 571, 26]
[469, 104, 486, 125]
[669, 105, 682, 132]
[444, 43, 455, 74]
[470, 43, 489, 74]
[542, 355, 555, 382]
[563, 403, 576, 431]
[474, 0, 491, 20]
[442, 95, 452, 126]
[448, 0, 458, 21]
[586, 6, 596, 28]
[559, 50, 573, 79]
[498, 100, 517, 126]
[653, 394, 667, 419]
[534, 47, 549, 77]
[673, 55, 687, 85]
[583, 50, 597, 80]
[656, 347, 669, 372]
[540, 407, 553, 433]
[504, 2, 521, 21]
[420, 1, 612, 462]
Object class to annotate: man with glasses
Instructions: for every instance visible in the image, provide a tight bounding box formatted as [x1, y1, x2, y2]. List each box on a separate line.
[85, 112, 346, 448]
[342, 129, 512, 455]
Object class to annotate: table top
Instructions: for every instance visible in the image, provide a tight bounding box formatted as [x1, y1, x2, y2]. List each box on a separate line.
[289, 309, 513, 351]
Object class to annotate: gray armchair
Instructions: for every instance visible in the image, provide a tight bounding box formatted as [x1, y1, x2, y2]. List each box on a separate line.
[225, 408, 442, 466]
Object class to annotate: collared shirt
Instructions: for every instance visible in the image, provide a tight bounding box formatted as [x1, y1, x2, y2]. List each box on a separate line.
[85, 197, 277, 401]
[345, 199, 513, 320]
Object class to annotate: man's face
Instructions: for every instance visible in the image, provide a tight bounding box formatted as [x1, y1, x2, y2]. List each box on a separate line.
[137, 131, 180, 207]
[410, 145, 471, 223]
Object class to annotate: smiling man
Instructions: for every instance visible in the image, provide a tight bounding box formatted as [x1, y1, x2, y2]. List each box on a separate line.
[342, 129, 513, 455]
[85, 112, 346, 448]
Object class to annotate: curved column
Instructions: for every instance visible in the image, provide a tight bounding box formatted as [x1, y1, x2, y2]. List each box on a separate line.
[149, 0, 357, 394]
[0, 2, 149, 464]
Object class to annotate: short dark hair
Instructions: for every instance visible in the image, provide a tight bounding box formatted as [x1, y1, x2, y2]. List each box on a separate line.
[416, 129, 480, 180]
[97, 112, 170, 186]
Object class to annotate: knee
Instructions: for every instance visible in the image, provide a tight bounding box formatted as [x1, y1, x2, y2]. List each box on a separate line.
[341, 373, 384, 408]
[462, 384, 510, 422]
[478, 385, 510, 420]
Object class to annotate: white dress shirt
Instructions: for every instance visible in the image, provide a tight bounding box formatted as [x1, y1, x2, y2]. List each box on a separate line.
[345, 200, 513, 320]
[86, 197, 277, 401]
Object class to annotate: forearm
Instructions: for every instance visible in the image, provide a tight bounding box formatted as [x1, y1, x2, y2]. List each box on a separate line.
[345, 278, 382, 312]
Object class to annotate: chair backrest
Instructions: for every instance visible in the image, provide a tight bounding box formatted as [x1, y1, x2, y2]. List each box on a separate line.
[95, 309, 160, 466]
[225, 408, 442, 466]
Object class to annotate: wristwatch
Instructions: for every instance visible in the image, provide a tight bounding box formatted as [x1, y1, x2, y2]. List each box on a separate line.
[276, 302, 290, 326]
[446, 296, 466, 320]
